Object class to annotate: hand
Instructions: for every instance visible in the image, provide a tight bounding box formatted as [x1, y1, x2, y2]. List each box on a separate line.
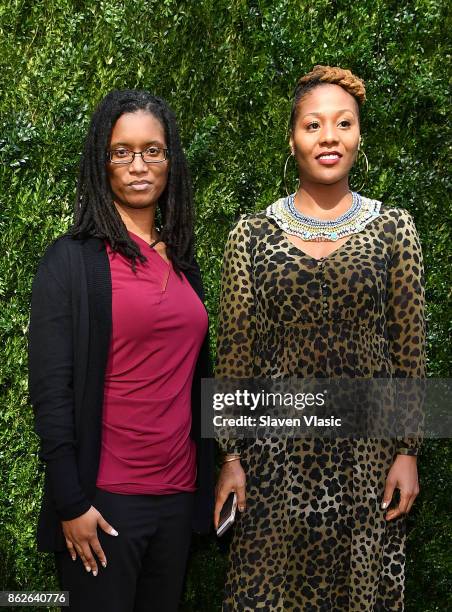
[62, 506, 118, 575]
[214, 459, 246, 530]
[381, 455, 420, 521]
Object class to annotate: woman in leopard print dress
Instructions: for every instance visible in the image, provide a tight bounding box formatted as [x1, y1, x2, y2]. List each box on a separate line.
[214, 66, 425, 611]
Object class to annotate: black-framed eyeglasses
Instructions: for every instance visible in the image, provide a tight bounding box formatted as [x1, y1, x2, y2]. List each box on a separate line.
[107, 146, 169, 165]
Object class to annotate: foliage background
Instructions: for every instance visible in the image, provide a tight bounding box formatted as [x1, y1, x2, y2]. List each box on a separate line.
[0, 0, 450, 610]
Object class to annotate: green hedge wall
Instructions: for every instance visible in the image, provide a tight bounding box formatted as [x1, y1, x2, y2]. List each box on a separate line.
[0, 1, 450, 610]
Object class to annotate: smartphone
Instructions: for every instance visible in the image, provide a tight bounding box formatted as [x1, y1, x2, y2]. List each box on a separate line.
[216, 492, 237, 537]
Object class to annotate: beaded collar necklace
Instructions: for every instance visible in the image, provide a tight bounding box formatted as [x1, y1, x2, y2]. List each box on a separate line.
[266, 192, 382, 242]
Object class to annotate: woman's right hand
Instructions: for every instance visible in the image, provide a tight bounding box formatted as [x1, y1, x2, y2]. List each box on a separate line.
[214, 460, 246, 530]
[61, 506, 118, 575]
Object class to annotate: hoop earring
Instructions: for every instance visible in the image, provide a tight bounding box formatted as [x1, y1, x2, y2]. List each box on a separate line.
[283, 154, 300, 197]
[351, 148, 369, 193]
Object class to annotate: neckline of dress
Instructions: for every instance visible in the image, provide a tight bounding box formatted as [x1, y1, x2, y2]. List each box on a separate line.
[127, 230, 170, 267]
[281, 230, 357, 262]
[266, 195, 382, 260]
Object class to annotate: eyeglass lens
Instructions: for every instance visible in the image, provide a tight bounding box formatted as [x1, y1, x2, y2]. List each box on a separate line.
[110, 147, 167, 163]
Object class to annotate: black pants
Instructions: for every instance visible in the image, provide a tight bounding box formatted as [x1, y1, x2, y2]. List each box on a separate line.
[55, 488, 194, 612]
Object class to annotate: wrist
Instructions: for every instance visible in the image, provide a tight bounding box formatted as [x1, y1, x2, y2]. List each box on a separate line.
[395, 453, 417, 461]
[222, 454, 241, 465]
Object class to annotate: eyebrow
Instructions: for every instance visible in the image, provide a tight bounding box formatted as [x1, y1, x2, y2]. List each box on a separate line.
[301, 109, 357, 120]
[110, 140, 166, 148]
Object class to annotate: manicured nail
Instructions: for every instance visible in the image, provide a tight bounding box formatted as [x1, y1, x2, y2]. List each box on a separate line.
[85, 566, 91, 572]
[381, 501, 389, 509]
[238, 506, 245, 512]
[109, 528, 119, 536]
[71, 555, 76, 561]
[93, 570, 98, 577]
[101, 561, 107, 568]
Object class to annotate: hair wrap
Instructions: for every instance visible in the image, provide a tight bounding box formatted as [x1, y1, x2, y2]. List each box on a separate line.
[297, 65, 366, 105]
[289, 65, 366, 132]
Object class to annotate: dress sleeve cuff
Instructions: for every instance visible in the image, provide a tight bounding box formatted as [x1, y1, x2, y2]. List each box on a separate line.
[222, 440, 245, 456]
[396, 447, 418, 456]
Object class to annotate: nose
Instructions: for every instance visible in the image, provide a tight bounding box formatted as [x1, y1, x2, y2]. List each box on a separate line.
[320, 121, 339, 144]
[129, 153, 148, 173]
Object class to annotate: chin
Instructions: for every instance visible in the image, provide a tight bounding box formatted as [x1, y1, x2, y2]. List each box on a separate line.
[308, 176, 341, 186]
[123, 198, 158, 209]
[314, 170, 350, 186]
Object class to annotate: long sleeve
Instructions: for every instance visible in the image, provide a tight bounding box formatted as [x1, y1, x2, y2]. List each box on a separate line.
[184, 258, 216, 533]
[215, 218, 256, 455]
[28, 249, 91, 520]
[386, 209, 426, 455]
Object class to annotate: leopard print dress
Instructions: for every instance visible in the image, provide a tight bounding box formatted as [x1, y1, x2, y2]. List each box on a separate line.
[215, 201, 425, 611]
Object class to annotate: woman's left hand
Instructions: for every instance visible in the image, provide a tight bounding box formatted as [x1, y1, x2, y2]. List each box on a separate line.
[381, 455, 420, 520]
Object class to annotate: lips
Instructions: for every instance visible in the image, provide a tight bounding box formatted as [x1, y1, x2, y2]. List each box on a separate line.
[128, 181, 152, 191]
[316, 151, 342, 166]
[316, 151, 342, 160]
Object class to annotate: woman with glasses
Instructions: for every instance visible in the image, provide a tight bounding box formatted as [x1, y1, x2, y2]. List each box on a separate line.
[214, 66, 425, 610]
[29, 90, 214, 611]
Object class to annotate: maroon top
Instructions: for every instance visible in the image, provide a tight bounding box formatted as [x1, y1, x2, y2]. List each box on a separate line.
[96, 231, 208, 495]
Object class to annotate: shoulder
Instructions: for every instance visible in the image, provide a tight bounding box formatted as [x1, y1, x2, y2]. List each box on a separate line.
[38, 234, 82, 265]
[35, 234, 98, 283]
[378, 205, 419, 238]
[361, 201, 417, 240]
[227, 209, 277, 241]
[379, 204, 414, 224]
[31, 236, 76, 296]
[40, 233, 105, 261]
[374, 205, 421, 259]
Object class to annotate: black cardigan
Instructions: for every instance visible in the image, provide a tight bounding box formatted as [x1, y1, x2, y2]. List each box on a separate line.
[28, 235, 215, 552]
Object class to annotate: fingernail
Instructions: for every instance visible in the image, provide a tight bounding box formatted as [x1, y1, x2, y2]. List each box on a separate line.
[93, 570, 98, 577]
[71, 556, 76, 562]
[85, 566, 91, 572]
[109, 528, 119, 536]
[238, 506, 245, 512]
[102, 561, 107, 568]
[381, 501, 389, 509]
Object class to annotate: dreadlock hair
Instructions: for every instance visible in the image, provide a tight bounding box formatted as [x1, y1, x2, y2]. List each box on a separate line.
[70, 89, 194, 273]
[289, 65, 366, 133]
